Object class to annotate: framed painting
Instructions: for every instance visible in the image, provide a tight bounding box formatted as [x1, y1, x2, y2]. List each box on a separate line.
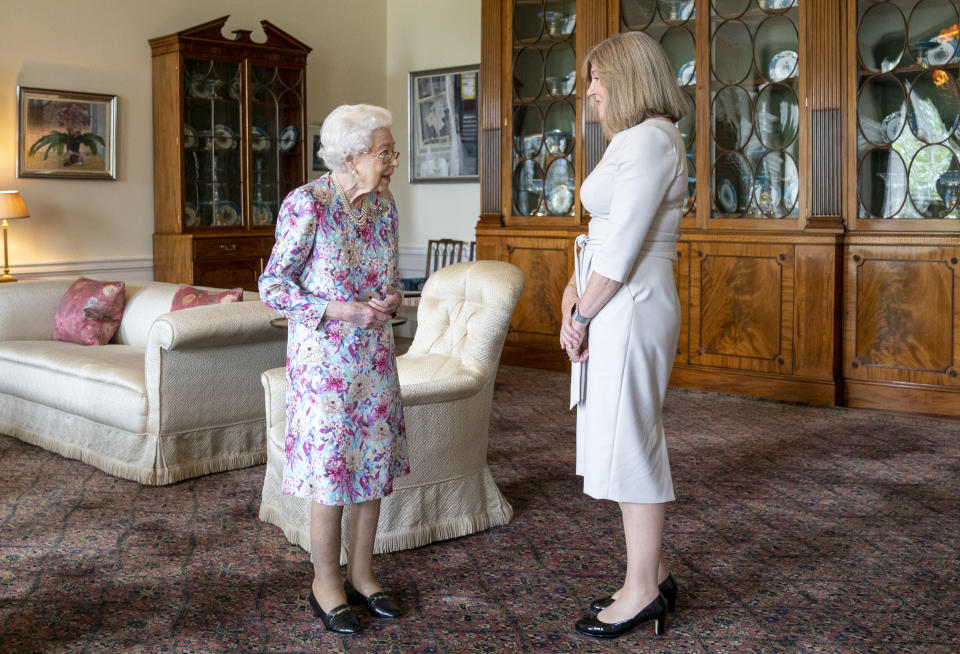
[17, 86, 117, 180]
[307, 122, 329, 179]
[408, 65, 479, 183]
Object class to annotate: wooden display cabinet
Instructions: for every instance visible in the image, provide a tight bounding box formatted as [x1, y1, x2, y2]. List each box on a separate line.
[479, 0, 960, 416]
[149, 16, 311, 291]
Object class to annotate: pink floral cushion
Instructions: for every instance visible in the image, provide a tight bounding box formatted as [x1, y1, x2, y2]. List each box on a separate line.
[53, 278, 127, 346]
[170, 285, 244, 312]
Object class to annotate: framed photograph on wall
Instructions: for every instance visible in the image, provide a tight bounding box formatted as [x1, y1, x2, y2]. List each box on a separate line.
[17, 86, 117, 180]
[307, 122, 329, 179]
[408, 65, 479, 183]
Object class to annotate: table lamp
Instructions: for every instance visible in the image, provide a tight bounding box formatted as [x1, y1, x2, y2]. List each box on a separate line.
[0, 191, 30, 283]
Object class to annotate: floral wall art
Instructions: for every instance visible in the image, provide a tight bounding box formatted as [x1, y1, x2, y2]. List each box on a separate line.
[17, 87, 117, 180]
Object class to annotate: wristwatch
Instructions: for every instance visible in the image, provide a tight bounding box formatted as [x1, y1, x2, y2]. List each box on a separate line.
[571, 303, 591, 325]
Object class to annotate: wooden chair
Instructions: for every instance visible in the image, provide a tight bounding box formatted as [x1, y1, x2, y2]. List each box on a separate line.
[403, 239, 476, 302]
[425, 239, 476, 278]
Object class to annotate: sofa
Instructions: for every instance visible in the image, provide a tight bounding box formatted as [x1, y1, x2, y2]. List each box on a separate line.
[258, 260, 525, 561]
[0, 279, 286, 485]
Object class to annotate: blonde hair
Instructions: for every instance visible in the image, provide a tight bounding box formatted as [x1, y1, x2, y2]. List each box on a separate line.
[582, 32, 688, 139]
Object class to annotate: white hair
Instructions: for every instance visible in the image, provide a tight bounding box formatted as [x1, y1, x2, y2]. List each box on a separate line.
[318, 104, 393, 172]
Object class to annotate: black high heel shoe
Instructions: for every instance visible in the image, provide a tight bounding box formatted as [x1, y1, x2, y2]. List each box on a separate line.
[590, 574, 678, 613]
[344, 579, 401, 619]
[309, 590, 361, 634]
[575, 593, 667, 639]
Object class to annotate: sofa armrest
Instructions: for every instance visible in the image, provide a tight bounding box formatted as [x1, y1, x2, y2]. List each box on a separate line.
[396, 353, 485, 406]
[147, 301, 283, 350]
[144, 301, 287, 436]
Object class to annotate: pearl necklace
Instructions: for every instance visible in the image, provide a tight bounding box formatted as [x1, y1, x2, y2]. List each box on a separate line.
[331, 172, 371, 228]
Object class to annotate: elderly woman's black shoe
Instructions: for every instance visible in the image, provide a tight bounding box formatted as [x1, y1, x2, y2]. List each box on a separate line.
[591, 574, 678, 613]
[344, 579, 401, 619]
[309, 591, 361, 634]
[575, 593, 667, 639]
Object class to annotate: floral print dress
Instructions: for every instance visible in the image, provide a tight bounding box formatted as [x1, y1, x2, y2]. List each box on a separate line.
[259, 173, 409, 506]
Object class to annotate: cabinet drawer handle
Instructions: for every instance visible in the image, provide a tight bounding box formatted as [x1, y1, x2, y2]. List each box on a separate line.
[219, 244, 238, 252]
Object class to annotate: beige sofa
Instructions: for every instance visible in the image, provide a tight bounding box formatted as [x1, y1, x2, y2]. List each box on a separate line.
[0, 279, 286, 485]
[259, 260, 525, 560]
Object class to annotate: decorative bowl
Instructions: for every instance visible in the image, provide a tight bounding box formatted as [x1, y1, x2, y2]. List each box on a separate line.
[881, 110, 905, 143]
[546, 184, 573, 215]
[215, 201, 241, 226]
[545, 76, 568, 96]
[214, 124, 237, 151]
[768, 50, 798, 82]
[927, 40, 956, 66]
[252, 126, 271, 153]
[183, 124, 198, 150]
[660, 0, 694, 22]
[184, 203, 200, 227]
[253, 202, 275, 226]
[717, 178, 738, 213]
[539, 11, 570, 37]
[544, 129, 571, 155]
[278, 125, 298, 152]
[515, 133, 542, 157]
[676, 60, 695, 86]
[936, 170, 960, 206]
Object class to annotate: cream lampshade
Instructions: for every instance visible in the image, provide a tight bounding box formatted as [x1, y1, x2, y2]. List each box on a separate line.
[0, 191, 30, 283]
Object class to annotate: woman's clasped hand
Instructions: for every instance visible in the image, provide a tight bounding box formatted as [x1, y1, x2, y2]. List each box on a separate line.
[355, 285, 403, 329]
[559, 309, 588, 362]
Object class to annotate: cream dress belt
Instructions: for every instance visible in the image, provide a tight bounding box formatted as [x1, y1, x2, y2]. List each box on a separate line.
[569, 234, 676, 409]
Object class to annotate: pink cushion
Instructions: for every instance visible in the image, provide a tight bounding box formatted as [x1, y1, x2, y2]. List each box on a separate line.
[171, 285, 244, 312]
[53, 278, 127, 346]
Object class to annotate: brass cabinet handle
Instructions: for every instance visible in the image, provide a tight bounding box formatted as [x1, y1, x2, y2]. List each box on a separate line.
[219, 244, 238, 252]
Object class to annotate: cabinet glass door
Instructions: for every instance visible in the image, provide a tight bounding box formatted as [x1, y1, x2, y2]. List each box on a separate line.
[856, 0, 960, 220]
[251, 65, 305, 228]
[710, 0, 800, 220]
[512, 0, 577, 217]
[183, 58, 243, 229]
[621, 0, 698, 217]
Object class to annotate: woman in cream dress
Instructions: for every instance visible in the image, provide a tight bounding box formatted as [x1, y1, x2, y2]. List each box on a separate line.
[558, 32, 688, 639]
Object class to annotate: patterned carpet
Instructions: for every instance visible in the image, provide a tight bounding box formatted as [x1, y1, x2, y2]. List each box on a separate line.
[1, 365, 958, 653]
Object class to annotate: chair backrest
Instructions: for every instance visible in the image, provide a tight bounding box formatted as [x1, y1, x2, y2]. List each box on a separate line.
[425, 239, 476, 278]
[408, 260, 524, 377]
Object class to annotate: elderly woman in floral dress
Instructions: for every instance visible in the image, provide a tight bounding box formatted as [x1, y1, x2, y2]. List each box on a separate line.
[259, 104, 407, 635]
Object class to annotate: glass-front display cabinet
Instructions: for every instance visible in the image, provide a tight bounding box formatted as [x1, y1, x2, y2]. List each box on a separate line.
[853, 0, 960, 225]
[512, 0, 578, 220]
[150, 17, 310, 291]
[479, 0, 960, 416]
[844, 0, 960, 416]
[708, 0, 800, 222]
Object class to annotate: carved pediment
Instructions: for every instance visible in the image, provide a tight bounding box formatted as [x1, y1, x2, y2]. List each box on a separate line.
[149, 16, 311, 56]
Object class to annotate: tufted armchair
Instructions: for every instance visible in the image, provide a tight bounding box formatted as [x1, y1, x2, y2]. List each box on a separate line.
[259, 260, 525, 559]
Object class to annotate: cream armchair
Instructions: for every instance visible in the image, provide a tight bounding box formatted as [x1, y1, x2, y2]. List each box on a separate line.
[0, 280, 285, 485]
[259, 260, 525, 558]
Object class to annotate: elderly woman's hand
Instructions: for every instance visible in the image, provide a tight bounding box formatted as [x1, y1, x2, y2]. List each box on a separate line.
[350, 302, 392, 329]
[322, 300, 391, 329]
[367, 285, 403, 316]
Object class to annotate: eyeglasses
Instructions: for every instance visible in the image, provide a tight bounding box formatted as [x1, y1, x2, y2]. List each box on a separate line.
[362, 149, 400, 164]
